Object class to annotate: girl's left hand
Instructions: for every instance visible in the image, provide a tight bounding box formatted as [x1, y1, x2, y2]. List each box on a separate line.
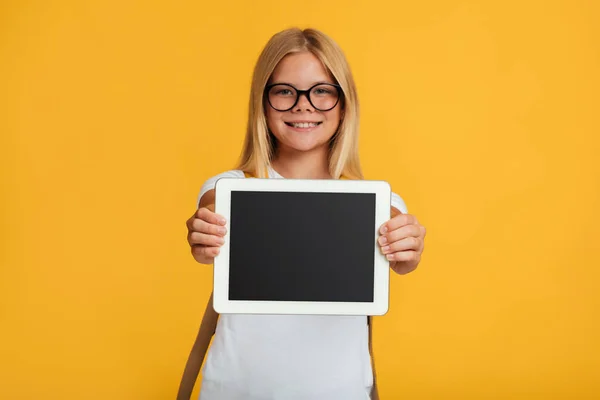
[378, 213, 426, 275]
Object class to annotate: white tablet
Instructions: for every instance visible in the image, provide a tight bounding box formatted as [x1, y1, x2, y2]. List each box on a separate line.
[213, 177, 391, 316]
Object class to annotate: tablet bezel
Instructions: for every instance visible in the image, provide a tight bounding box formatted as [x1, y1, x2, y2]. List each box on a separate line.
[213, 177, 391, 316]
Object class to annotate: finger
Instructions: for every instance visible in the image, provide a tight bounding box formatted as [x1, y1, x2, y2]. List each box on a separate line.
[190, 218, 227, 236]
[185, 215, 195, 230]
[385, 250, 420, 263]
[380, 214, 418, 234]
[196, 207, 227, 226]
[191, 244, 221, 258]
[188, 231, 225, 247]
[378, 224, 421, 246]
[380, 236, 421, 255]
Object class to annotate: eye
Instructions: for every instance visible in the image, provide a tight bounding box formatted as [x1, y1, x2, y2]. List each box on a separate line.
[276, 89, 294, 96]
[270, 85, 296, 97]
[313, 86, 335, 96]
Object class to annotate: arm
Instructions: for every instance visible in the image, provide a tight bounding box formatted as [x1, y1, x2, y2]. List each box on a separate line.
[176, 292, 219, 400]
[178, 191, 222, 399]
[368, 316, 380, 400]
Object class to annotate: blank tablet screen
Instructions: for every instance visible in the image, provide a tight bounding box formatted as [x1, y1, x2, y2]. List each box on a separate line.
[228, 191, 376, 302]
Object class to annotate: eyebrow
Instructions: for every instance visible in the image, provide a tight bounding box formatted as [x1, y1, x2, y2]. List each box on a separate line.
[268, 80, 335, 88]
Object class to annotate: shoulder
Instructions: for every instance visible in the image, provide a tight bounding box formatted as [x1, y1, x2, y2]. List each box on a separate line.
[391, 191, 408, 214]
[197, 170, 245, 207]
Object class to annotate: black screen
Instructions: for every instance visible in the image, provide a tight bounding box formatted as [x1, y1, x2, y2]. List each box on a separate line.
[228, 191, 376, 302]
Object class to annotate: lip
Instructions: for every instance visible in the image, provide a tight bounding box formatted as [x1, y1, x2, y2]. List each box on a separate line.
[284, 121, 323, 132]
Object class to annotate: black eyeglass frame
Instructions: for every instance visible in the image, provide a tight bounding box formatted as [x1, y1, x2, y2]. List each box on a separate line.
[264, 83, 343, 112]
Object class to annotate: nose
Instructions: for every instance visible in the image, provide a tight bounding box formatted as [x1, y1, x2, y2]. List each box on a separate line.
[294, 92, 314, 112]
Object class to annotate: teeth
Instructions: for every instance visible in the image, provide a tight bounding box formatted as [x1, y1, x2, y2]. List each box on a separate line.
[290, 122, 319, 128]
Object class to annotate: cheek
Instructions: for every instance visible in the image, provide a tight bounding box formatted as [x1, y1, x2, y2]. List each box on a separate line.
[265, 108, 279, 134]
[324, 109, 342, 132]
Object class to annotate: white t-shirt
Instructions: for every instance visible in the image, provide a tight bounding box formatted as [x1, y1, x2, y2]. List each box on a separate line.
[196, 167, 408, 400]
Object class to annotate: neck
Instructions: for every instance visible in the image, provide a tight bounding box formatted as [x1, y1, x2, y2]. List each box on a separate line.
[271, 147, 331, 179]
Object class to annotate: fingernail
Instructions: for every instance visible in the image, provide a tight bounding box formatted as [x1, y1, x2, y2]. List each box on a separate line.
[382, 246, 390, 253]
[217, 237, 225, 245]
[379, 236, 387, 245]
[381, 226, 388, 234]
[219, 218, 226, 225]
[218, 227, 227, 235]
[386, 254, 394, 261]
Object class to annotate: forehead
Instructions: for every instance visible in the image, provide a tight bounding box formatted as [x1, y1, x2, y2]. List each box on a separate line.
[270, 51, 334, 86]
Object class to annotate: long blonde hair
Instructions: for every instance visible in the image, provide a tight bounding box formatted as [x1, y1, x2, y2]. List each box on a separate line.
[235, 28, 363, 180]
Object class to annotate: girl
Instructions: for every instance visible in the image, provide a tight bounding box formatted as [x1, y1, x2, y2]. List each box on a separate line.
[179, 28, 426, 400]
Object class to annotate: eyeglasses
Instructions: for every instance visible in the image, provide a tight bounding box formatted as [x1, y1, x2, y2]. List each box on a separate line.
[265, 83, 342, 112]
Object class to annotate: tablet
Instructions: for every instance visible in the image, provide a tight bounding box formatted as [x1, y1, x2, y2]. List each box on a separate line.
[213, 177, 391, 316]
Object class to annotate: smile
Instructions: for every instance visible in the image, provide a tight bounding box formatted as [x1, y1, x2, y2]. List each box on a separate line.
[285, 122, 322, 128]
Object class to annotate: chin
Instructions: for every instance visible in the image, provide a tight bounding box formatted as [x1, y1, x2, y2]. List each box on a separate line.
[282, 138, 330, 153]
[285, 134, 333, 151]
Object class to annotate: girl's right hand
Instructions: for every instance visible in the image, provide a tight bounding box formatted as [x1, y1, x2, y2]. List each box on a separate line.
[186, 207, 227, 264]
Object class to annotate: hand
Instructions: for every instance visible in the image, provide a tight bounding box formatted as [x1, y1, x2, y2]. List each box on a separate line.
[186, 207, 228, 264]
[378, 213, 426, 274]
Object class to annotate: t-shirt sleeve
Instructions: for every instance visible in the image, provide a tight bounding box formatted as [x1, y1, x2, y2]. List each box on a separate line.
[196, 170, 245, 207]
[391, 192, 408, 214]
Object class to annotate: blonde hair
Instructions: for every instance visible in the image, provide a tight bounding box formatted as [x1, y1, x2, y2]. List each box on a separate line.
[235, 28, 363, 180]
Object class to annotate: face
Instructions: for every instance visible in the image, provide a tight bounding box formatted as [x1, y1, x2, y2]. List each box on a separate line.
[265, 51, 342, 155]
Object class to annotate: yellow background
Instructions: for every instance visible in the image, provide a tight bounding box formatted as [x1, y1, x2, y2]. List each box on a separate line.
[1, 0, 599, 399]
